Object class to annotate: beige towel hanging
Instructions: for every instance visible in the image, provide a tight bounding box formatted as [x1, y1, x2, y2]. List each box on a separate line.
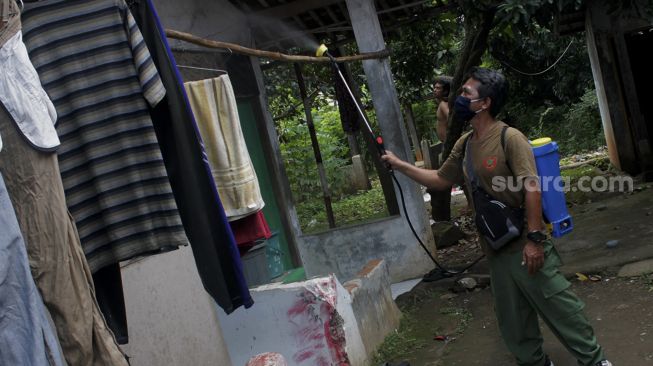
[185, 75, 264, 220]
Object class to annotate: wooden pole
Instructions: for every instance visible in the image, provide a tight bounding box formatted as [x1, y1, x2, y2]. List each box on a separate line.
[403, 102, 423, 161]
[293, 63, 337, 228]
[165, 29, 390, 63]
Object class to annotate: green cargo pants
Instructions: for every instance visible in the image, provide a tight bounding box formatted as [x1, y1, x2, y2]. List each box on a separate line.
[488, 240, 604, 366]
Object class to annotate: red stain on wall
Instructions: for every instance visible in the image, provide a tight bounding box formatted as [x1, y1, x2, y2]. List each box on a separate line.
[245, 352, 287, 366]
[294, 350, 314, 362]
[287, 276, 351, 365]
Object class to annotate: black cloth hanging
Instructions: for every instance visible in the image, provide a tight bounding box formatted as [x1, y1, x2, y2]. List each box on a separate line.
[92, 264, 129, 345]
[330, 50, 362, 133]
[125, 0, 253, 313]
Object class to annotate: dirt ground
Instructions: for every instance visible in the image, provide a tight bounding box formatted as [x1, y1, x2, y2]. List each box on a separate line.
[376, 158, 653, 366]
[387, 272, 653, 366]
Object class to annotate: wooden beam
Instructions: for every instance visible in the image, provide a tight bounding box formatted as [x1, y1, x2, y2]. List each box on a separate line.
[377, 0, 431, 15]
[327, 3, 454, 49]
[165, 29, 390, 63]
[324, 5, 341, 24]
[253, 0, 343, 19]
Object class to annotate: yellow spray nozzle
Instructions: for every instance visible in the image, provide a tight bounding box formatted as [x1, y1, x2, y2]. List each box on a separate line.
[530, 137, 552, 147]
[316, 44, 329, 57]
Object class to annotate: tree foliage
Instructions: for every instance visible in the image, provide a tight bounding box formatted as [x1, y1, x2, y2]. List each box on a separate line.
[261, 0, 613, 227]
[387, 12, 461, 103]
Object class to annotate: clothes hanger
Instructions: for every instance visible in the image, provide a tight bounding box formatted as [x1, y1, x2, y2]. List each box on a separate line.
[223, 47, 233, 64]
[176, 65, 227, 74]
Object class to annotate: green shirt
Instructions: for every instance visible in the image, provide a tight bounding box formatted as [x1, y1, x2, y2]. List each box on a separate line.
[438, 121, 539, 254]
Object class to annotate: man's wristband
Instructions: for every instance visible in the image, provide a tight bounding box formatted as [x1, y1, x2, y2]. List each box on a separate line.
[526, 230, 548, 244]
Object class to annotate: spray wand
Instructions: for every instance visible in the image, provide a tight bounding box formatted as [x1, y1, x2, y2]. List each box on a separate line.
[315, 44, 388, 161]
[316, 44, 483, 279]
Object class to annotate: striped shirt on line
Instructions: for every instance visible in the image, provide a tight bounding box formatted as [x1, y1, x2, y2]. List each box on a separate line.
[22, 0, 187, 271]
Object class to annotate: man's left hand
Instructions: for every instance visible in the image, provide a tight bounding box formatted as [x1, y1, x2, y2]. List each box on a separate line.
[522, 241, 544, 275]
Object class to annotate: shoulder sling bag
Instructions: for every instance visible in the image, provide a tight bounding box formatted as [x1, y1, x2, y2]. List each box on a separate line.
[463, 126, 525, 250]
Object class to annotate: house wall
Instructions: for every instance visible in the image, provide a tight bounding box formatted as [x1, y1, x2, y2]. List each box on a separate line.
[119, 247, 233, 366]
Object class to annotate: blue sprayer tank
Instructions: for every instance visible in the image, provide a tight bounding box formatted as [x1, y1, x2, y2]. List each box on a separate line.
[530, 138, 573, 237]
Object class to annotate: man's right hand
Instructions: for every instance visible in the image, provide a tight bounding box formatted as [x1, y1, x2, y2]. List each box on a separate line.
[381, 150, 453, 191]
[380, 150, 405, 171]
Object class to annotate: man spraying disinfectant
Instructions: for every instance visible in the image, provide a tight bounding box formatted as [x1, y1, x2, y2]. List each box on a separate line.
[379, 66, 611, 366]
[316, 44, 609, 365]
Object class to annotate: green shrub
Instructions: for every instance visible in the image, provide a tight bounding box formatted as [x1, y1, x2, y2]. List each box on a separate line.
[506, 88, 604, 156]
[296, 180, 388, 233]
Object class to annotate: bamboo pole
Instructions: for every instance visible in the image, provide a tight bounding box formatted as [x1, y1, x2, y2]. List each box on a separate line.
[165, 29, 391, 63]
[294, 63, 337, 228]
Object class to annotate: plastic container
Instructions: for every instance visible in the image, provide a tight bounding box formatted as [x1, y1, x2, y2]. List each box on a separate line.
[265, 232, 285, 279]
[531, 138, 573, 237]
[241, 242, 270, 288]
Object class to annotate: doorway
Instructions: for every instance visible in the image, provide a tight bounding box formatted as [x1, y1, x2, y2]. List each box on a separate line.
[625, 26, 653, 149]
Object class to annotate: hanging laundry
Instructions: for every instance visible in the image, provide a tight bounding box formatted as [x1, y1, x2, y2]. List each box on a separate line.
[127, 0, 252, 313]
[0, 0, 19, 45]
[1, 1, 127, 364]
[21, 0, 188, 272]
[0, 172, 65, 366]
[2, 0, 59, 151]
[0, 32, 59, 151]
[93, 263, 129, 345]
[0, 106, 128, 366]
[185, 75, 265, 221]
[230, 210, 272, 247]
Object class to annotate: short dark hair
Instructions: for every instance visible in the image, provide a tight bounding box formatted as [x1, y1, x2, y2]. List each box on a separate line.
[435, 75, 452, 98]
[467, 67, 508, 117]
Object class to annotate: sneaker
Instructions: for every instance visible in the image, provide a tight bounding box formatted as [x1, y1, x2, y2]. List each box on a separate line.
[544, 354, 554, 366]
[595, 361, 613, 366]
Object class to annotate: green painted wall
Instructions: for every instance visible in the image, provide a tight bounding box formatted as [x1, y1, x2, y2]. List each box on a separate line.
[236, 99, 293, 270]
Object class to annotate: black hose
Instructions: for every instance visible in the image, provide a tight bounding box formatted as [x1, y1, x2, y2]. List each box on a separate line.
[390, 172, 485, 276]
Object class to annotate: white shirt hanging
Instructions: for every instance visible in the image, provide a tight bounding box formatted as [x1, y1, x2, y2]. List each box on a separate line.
[0, 31, 59, 151]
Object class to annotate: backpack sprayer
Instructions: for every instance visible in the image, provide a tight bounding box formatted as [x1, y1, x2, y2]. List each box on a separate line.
[530, 138, 574, 237]
[316, 44, 481, 279]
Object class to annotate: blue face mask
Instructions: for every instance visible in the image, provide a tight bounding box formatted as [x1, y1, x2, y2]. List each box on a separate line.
[453, 96, 484, 122]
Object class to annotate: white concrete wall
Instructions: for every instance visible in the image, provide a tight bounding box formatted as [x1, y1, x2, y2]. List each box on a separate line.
[299, 215, 435, 283]
[218, 276, 367, 366]
[119, 246, 233, 366]
[343, 259, 401, 357]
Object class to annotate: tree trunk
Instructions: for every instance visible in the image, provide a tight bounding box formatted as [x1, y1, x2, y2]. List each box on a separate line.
[431, 4, 497, 221]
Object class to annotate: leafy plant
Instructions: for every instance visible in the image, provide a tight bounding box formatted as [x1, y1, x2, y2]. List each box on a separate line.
[371, 307, 427, 365]
[296, 179, 388, 233]
[439, 306, 474, 335]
